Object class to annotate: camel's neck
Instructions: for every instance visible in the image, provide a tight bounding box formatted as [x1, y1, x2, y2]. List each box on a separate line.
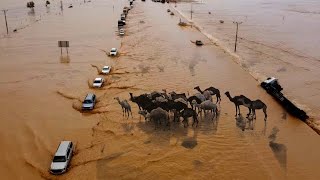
[195, 88, 203, 94]
[226, 93, 234, 102]
[129, 93, 135, 101]
[116, 99, 121, 104]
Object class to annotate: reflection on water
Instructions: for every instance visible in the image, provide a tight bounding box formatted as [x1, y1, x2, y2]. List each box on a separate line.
[268, 127, 287, 170]
[60, 55, 71, 63]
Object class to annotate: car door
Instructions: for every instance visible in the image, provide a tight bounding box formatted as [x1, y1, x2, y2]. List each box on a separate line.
[66, 144, 72, 166]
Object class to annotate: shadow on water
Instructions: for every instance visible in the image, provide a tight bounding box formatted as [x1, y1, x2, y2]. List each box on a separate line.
[268, 127, 287, 170]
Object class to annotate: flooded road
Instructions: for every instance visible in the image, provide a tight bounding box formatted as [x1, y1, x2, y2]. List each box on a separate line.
[0, 0, 319, 179]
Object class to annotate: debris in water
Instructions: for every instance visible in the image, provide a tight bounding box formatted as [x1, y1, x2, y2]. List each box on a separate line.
[219, 20, 224, 24]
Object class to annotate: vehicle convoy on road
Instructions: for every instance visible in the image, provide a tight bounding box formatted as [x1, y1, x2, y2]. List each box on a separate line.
[50, 141, 74, 175]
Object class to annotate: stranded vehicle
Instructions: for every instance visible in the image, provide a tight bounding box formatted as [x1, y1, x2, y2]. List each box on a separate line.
[92, 78, 104, 88]
[50, 141, 74, 175]
[109, 48, 118, 56]
[82, 93, 96, 110]
[119, 28, 125, 36]
[261, 77, 309, 121]
[101, 65, 111, 74]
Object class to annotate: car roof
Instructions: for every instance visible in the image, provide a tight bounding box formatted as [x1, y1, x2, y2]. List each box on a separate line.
[264, 77, 277, 84]
[85, 93, 95, 100]
[94, 77, 103, 81]
[103, 66, 110, 68]
[55, 141, 71, 156]
[111, 48, 117, 50]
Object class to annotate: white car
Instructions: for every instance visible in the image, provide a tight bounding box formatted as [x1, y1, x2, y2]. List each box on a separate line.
[119, 29, 125, 36]
[93, 77, 104, 88]
[101, 66, 111, 74]
[109, 48, 118, 56]
[50, 141, 74, 175]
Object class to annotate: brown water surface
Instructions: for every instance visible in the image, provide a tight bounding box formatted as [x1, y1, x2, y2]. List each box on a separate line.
[0, 0, 319, 179]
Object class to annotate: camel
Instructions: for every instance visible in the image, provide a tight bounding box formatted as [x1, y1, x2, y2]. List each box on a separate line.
[169, 91, 187, 102]
[181, 108, 198, 127]
[194, 86, 221, 103]
[139, 107, 170, 130]
[195, 100, 218, 119]
[114, 97, 132, 118]
[187, 96, 202, 112]
[225, 91, 251, 117]
[194, 86, 212, 101]
[129, 92, 150, 111]
[249, 99, 268, 121]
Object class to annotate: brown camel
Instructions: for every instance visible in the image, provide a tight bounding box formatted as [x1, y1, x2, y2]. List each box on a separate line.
[225, 91, 251, 117]
[194, 86, 221, 103]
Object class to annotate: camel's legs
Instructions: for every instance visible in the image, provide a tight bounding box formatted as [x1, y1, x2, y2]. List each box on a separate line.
[263, 106, 267, 120]
[235, 104, 238, 116]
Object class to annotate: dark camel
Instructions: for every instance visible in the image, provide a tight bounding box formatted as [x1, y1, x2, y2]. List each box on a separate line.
[225, 91, 251, 117]
[249, 99, 268, 121]
[194, 86, 221, 103]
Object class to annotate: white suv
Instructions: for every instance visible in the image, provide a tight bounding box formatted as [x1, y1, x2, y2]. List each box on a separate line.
[101, 66, 111, 74]
[109, 48, 118, 56]
[93, 78, 104, 88]
[50, 141, 74, 175]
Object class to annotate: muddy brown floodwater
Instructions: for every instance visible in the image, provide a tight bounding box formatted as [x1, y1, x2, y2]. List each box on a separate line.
[0, 0, 319, 180]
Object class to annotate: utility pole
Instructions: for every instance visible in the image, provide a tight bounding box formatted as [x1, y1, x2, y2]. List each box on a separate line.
[60, 1, 63, 11]
[191, 3, 193, 20]
[2, 10, 9, 34]
[233, 21, 242, 52]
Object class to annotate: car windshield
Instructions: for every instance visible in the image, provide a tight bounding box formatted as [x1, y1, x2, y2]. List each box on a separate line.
[53, 156, 66, 162]
[83, 100, 92, 104]
[94, 80, 101, 83]
[111, 49, 116, 52]
[103, 67, 109, 70]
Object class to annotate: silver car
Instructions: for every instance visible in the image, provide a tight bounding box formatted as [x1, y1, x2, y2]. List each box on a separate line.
[50, 141, 74, 175]
[82, 93, 96, 110]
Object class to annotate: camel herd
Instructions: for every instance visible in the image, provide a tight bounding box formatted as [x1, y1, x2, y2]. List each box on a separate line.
[114, 86, 268, 130]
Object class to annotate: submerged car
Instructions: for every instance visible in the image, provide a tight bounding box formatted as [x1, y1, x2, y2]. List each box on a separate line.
[50, 141, 74, 175]
[101, 66, 111, 74]
[82, 93, 96, 110]
[109, 48, 118, 56]
[119, 29, 125, 36]
[93, 78, 104, 88]
[196, 40, 204, 46]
